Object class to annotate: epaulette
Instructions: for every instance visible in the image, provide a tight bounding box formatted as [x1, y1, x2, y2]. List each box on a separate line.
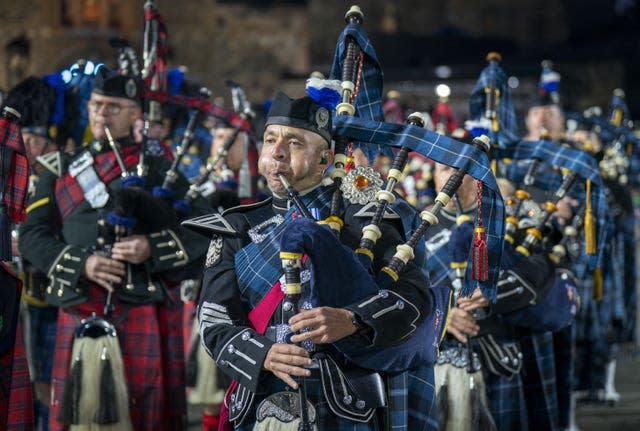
[221, 197, 272, 216]
[181, 213, 237, 236]
[352, 201, 400, 219]
[36, 151, 64, 177]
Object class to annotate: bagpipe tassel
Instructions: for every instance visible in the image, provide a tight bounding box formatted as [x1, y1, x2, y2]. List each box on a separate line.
[584, 179, 596, 255]
[93, 346, 119, 425]
[473, 225, 489, 281]
[472, 225, 489, 282]
[0, 203, 11, 261]
[593, 267, 603, 301]
[472, 181, 489, 281]
[58, 349, 83, 425]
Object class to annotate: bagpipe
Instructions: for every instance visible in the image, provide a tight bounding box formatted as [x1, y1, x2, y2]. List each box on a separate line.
[491, 138, 606, 332]
[271, 5, 507, 376]
[184, 81, 256, 206]
[153, 86, 211, 206]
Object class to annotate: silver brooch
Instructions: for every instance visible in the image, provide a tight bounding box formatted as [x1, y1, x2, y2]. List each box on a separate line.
[340, 166, 383, 205]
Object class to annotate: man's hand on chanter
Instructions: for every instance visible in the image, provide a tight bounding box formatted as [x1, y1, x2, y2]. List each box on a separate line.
[263, 343, 312, 389]
[111, 235, 151, 264]
[83, 255, 126, 292]
[289, 306, 356, 344]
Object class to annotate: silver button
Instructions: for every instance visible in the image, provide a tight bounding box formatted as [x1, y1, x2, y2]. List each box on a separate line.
[176, 250, 184, 258]
[378, 290, 389, 298]
[355, 400, 366, 409]
[342, 395, 352, 405]
[64, 253, 71, 260]
[507, 275, 516, 283]
[147, 284, 156, 292]
[241, 332, 251, 341]
[396, 300, 404, 310]
[56, 264, 64, 272]
[219, 360, 227, 366]
[227, 344, 235, 354]
[168, 240, 176, 247]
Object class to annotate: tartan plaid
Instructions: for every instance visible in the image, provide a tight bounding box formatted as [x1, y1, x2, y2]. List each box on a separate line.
[333, 116, 505, 300]
[329, 21, 393, 163]
[50, 286, 186, 431]
[385, 367, 438, 431]
[518, 331, 559, 431]
[0, 116, 29, 223]
[484, 370, 528, 431]
[406, 365, 438, 431]
[235, 186, 334, 307]
[27, 305, 58, 382]
[55, 142, 140, 219]
[501, 139, 609, 270]
[0, 323, 35, 431]
[468, 60, 519, 149]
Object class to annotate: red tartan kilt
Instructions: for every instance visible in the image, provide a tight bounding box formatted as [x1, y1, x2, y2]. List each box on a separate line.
[50, 285, 186, 431]
[0, 323, 35, 431]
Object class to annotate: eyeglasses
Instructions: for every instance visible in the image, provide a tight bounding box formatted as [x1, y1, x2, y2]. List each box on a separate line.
[89, 100, 137, 115]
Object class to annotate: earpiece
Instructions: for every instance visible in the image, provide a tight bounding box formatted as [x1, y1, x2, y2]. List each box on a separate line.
[320, 153, 328, 164]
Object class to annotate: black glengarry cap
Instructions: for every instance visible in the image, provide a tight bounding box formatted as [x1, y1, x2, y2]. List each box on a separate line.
[92, 66, 141, 103]
[264, 91, 332, 144]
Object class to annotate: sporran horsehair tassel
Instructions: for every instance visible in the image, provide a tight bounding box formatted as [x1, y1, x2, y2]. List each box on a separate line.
[59, 314, 132, 429]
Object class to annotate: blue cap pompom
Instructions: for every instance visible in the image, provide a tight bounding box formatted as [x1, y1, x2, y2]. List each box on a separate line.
[306, 78, 341, 110]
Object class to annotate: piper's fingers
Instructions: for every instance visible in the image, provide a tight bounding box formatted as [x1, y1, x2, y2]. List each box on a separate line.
[94, 276, 115, 292]
[288, 309, 317, 326]
[289, 317, 319, 333]
[269, 351, 312, 367]
[447, 326, 467, 344]
[273, 371, 299, 389]
[99, 271, 122, 285]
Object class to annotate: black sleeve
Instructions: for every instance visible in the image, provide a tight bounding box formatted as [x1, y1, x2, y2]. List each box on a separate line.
[340, 210, 433, 347]
[197, 215, 274, 393]
[19, 171, 90, 301]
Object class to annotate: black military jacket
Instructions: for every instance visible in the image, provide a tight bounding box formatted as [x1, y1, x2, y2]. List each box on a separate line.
[19, 136, 210, 307]
[190, 184, 432, 393]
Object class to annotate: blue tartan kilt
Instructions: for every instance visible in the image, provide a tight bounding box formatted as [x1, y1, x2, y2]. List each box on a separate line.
[484, 369, 528, 431]
[27, 305, 58, 382]
[518, 330, 559, 431]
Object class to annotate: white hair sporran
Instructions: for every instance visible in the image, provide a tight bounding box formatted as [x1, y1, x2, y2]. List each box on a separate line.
[58, 309, 132, 431]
